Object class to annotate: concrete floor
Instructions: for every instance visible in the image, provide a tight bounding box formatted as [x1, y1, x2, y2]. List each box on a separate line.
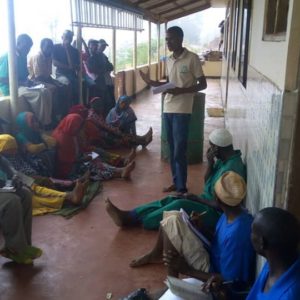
[0, 79, 224, 300]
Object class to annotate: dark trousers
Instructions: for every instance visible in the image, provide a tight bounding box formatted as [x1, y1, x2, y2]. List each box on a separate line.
[164, 113, 191, 193]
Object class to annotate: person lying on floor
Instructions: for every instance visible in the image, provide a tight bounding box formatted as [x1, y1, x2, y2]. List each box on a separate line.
[15, 111, 56, 177]
[245, 207, 300, 300]
[52, 113, 135, 181]
[106, 95, 137, 135]
[69, 104, 136, 167]
[0, 134, 87, 216]
[0, 155, 42, 264]
[85, 97, 152, 149]
[106, 128, 246, 230]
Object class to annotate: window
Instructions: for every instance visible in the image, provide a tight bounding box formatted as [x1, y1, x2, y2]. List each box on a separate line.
[137, 20, 149, 66]
[116, 30, 134, 71]
[150, 22, 158, 63]
[238, 0, 251, 88]
[263, 0, 289, 41]
[231, 0, 240, 70]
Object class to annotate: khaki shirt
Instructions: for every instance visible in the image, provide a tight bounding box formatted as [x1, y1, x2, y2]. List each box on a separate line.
[28, 51, 52, 79]
[164, 48, 204, 114]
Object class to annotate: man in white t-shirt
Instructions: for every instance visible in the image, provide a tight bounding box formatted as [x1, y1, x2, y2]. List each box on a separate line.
[140, 26, 207, 194]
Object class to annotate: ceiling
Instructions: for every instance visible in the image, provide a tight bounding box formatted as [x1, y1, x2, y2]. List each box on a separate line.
[100, 0, 228, 23]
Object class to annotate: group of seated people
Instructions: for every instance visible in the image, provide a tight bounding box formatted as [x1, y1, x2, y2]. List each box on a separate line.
[104, 129, 300, 300]
[0, 30, 121, 129]
[0, 96, 299, 299]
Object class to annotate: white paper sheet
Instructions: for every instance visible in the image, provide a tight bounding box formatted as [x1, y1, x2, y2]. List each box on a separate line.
[152, 82, 176, 94]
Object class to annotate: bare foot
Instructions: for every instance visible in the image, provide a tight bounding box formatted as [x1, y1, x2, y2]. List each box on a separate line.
[121, 161, 136, 179]
[142, 128, 153, 148]
[123, 148, 136, 166]
[68, 180, 85, 205]
[79, 170, 90, 183]
[105, 198, 127, 227]
[130, 253, 162, 268]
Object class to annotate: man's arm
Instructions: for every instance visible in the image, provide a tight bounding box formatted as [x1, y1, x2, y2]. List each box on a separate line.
[166, 75, 207, 95]
[139, 69, 166, 87]
[163, 250, 221, 283]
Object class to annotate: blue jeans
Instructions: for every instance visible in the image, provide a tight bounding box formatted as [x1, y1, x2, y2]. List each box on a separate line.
[164, 113, 191, 193]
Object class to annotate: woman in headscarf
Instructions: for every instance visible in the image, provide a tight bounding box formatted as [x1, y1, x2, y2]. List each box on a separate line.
[69, 104, 136, 167]
[0, 134, 86, 216]
[15, 111, 56, 177]
[52, 113, 135, 180]
[85, 97, 152, 149]
[106, 95, 137, 135]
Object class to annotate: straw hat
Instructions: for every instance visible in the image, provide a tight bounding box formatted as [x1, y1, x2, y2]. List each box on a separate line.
[214, 171, 246, 206]
[209, 128, 233, 147]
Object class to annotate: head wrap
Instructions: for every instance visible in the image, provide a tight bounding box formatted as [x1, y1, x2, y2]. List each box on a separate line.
[214, 171, 246, 206]
[209, 128, 233, 147]
[0, 134, 18, 153]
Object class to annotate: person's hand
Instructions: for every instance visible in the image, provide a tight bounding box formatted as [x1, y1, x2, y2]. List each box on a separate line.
[12, 174, 23, 190]
[139, 69, 151, 84]
[189, 211, 205, 230]
[201, 273, 224, 294]
[206, 146, 217, 164]
[165, 87, 183, 95]
[163, 250, 190, 274]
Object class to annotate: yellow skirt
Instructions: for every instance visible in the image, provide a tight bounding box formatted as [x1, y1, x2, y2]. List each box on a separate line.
[31, 184, 66, 216]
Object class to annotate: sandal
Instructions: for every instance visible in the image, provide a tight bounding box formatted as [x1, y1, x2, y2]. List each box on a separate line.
[121, 288, 150, 300]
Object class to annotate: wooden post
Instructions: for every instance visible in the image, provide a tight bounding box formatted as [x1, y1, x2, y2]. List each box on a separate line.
[112, 28, 116, 74]
[148, 20, 151, 66]
[133, 16, 137, 95]
[6, 0, 18, 119]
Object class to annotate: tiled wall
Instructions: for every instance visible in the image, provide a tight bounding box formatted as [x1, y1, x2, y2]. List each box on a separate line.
[221, 63, 298, 213]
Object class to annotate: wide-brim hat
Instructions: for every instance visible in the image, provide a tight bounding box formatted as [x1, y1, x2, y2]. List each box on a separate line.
[214, 171, 246, 206]
[209, 128, 233, 147]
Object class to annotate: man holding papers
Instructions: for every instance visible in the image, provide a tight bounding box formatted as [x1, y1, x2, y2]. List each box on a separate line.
[140, 26, 207, 194]
[129, 172, 255, 300]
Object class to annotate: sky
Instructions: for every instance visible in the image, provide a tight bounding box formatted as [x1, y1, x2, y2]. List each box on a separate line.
[0, 0, 225, 56]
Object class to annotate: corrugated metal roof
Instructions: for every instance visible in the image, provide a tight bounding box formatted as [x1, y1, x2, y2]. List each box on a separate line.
[97, 0, 227, 23]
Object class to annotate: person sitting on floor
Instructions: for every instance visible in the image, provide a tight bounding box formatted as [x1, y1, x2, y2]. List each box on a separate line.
[105, 128, 246, 230]
[0, 134, 86, 216]
[85, 96, 152, 149]
[52, 113, 135, 180]
[106, 95, 137, 135]
[157, 171, 255, 300]
[0, 154, 42, 264]
[245, 207, 300, 300]
[69, 104, 136, 167]
[0, 34, 53, 126]
[15, 111, 56, 177]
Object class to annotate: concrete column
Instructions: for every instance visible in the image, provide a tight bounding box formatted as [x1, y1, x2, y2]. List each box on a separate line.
[157, 23, 160, 80]
[6, 0, 18, 118]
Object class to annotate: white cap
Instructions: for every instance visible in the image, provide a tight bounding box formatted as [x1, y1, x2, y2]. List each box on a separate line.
[209, 128, 233, 147]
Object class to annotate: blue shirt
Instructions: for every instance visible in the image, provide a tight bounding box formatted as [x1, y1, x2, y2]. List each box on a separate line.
[210, 210, 255, 283]
[247, 257, 300, 300]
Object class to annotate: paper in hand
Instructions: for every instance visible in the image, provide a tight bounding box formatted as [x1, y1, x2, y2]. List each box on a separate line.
[152, 82, 176, 94]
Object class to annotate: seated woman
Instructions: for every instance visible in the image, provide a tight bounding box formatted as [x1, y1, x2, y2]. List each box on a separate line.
[85, 97, 152, 149]
[52, 113, 135, 180]
[0, 134, 86, 216]
[106, 95, 137, 135]
[69, 104, 136, 167]
[105, 129, 246, 230]
[15, 111, 56, 177]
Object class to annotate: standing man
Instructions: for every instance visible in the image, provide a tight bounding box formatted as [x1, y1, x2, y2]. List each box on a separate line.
[140, 26, 207, 194]
[0, 34, 53, 126]
[53, 30, 80, 105]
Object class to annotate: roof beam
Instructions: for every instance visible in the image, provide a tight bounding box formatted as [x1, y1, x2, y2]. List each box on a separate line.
[158, 0, 203, 15]
[161, 2, 211, 21]
[145, 0, 174, 10]
[135, 0, 152, 4]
